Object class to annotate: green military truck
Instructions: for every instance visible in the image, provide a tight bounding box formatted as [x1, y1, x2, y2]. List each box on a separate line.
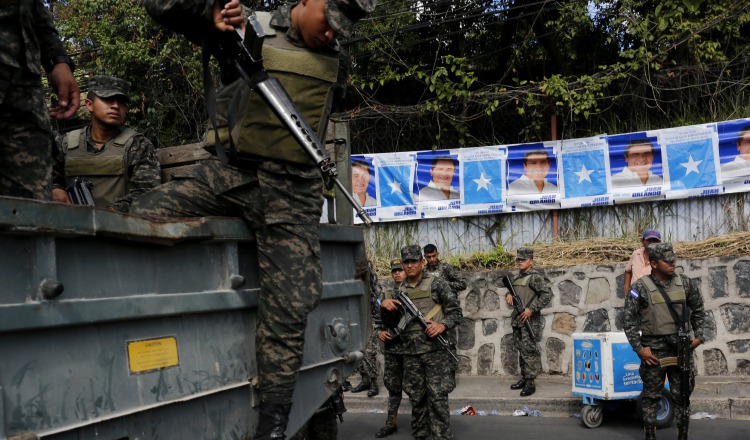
[0, 192, 368, 439]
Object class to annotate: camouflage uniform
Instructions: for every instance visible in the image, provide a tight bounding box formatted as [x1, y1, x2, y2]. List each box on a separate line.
[508, 249, 552, 382]
[53, 76, 161, 212]
[0, 0, 71, 199]
[397, 246, 462, 440]
[380, 285, 405, 415]
[424, 261, 467, 295]
[623, 243, 706, 436]
[138, 6, 376, 437]
[353, 261, 382, 393]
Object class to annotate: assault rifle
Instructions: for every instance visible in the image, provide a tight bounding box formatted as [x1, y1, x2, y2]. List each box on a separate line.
[391, 290, 459, 363]
[328, 380, 351, 423]
[501, 275, 535, 340]
[216, 13, 372, 226]
[66, 178, 95, 206]
[676, 325, 691, 421]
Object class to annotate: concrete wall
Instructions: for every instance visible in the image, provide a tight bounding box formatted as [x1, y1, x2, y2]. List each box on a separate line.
[382, 255, 750, 377]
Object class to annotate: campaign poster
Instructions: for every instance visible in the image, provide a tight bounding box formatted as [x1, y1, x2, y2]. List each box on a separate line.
[559, 136, 612, 208]
[505, 141, 560, 211]
[717, 118, 750, 193]
[414, 150, 462, 218]
[350, 155, 378, 224]
[369, 152, 418, 222]
[607, 132, 666, 204]
[459, 146, 507, 216]
[660, 125, 722, 199]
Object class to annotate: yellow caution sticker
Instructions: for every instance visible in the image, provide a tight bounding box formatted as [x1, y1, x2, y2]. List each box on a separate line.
[127, 336, 179, 374]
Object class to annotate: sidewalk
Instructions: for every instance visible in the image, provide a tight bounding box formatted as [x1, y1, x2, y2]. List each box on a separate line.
[345, 375, 750, 420]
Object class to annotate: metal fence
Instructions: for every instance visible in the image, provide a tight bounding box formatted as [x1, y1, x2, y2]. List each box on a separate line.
[362, 192, 750, 259]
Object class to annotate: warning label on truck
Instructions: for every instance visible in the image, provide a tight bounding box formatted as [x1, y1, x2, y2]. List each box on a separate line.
[127, 336, 179, 374]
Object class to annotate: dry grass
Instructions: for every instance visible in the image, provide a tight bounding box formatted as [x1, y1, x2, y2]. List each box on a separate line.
[371, 231, 750, 276]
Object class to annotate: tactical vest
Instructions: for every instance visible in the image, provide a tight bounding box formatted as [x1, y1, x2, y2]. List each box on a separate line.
[205, 11, 340, 165]
[64, 127, 137, 207]
[640, 275, 691, 336]
[513, 273, 538, 309]
[400, 274, 444, 334]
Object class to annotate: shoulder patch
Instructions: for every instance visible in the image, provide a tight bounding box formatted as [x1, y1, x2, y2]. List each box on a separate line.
[629, 289, 640, 299]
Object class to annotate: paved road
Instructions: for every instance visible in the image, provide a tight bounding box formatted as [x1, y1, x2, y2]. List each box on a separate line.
[337, 412, 750, 439]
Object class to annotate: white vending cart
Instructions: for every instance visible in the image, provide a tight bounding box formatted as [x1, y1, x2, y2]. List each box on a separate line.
[572, 332, 674, 428]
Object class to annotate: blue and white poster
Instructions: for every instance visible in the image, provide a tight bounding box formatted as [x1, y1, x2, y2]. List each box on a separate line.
[559, 136, 612, 208]
[717, 118, 750, 194]
[660, 125, 722, 199]
[505, 141, 560, 211]
[351, 155, 378, 224]
[368, 153, 418, 223]
[415, 150, 462, 218]
[459, 146, 507, 216]
[607, 132, 666, 204]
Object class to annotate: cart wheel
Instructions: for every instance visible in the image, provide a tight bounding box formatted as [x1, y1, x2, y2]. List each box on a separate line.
[636, 388, 675, 429]
[581, 404, 603, 428]
[655, 388, 675, 429]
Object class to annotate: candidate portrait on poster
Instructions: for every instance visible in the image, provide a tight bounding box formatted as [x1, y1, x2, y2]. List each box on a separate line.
[351, 158, 377, 207]
[720, 122, 750, 180]
[416, 153, 460, 201]
[610, 137, 663, 188]
[507, 148, 558, 195]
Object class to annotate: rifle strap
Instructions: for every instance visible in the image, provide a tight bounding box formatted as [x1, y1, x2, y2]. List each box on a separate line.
[202, 38, 235, 166]
[651, 275, 688, 330]
[425, 304, 442, 321]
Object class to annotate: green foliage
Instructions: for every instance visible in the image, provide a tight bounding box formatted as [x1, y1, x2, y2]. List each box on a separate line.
[448, 247, 514, 271]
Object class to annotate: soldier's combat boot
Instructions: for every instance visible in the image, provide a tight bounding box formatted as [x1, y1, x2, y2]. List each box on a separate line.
[253, 402, 292, 440]
[375, 412, 398, 438]
[677, 424, 688, 440]
[510, 378, 526, 390]
[350, 374, 370, 393]
[520, 379, 536, 396]
[367, 378, 379, 397]
[644, 423, 657, 440]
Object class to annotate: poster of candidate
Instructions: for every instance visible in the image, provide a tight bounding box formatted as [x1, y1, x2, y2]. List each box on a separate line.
[717, 118, 750, 193]
[414, 150, 462, 218]
[659, 124, 721, 199]
[368, 152, 418, 223]
[559, 136, 612, 208]
[460, 146, 507, 216]
[505, 141, 560, 211]
[607, 132, 666, 204]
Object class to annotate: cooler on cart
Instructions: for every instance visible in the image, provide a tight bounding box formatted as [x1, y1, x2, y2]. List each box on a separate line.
[572, 332, 674, 428]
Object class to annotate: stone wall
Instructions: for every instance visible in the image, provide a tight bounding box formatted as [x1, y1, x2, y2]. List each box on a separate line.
[383, 255, 750, 377]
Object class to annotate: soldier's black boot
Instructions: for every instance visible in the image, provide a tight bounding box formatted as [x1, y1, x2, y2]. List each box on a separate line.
[375, 412, 398, 438]
[367, 378, 379, 397]
[350, 374, 370, 393]
[253, 402, 292, 440]
[644, 423, 657, 440]
[520, 379, 536, 396]
[677, 424, 688, 440]
[510, 378, 526, 390]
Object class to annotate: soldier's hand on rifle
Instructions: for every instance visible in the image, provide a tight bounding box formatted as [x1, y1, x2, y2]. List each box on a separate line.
[690, 338, 702, 349]
[505, 293, 514, 307]
[379, 331, 394, 342]
[213, 0, 245, 32]
[425, 320, 446, 338]
[52, 188, 72, 204]
[381, 298, 401, 312]
[637, 346, 660, 366]
[519, 308, 532, 323]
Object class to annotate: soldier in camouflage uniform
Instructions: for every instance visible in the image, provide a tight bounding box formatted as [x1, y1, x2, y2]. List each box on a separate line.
[381, 245, 462, 440]
[136, 1, 375, 439]
[351, 261, 382, 398]
[1, 0, 79, 200]
[505, 247, 552, 397]
[623, 243, 706, 440]
[423, 243, 467, 295]
[374, 258, 406, 438]
[52, 75, 161, 212]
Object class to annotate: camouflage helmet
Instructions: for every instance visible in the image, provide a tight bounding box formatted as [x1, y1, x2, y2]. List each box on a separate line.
[390, 259, 402, 271]
[325, 0, 376, 39]
[647, 242, 676, 262]
[88, 75, 130, 103]
[516, 247, 533, 260]
[400, 244, 422, 262]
